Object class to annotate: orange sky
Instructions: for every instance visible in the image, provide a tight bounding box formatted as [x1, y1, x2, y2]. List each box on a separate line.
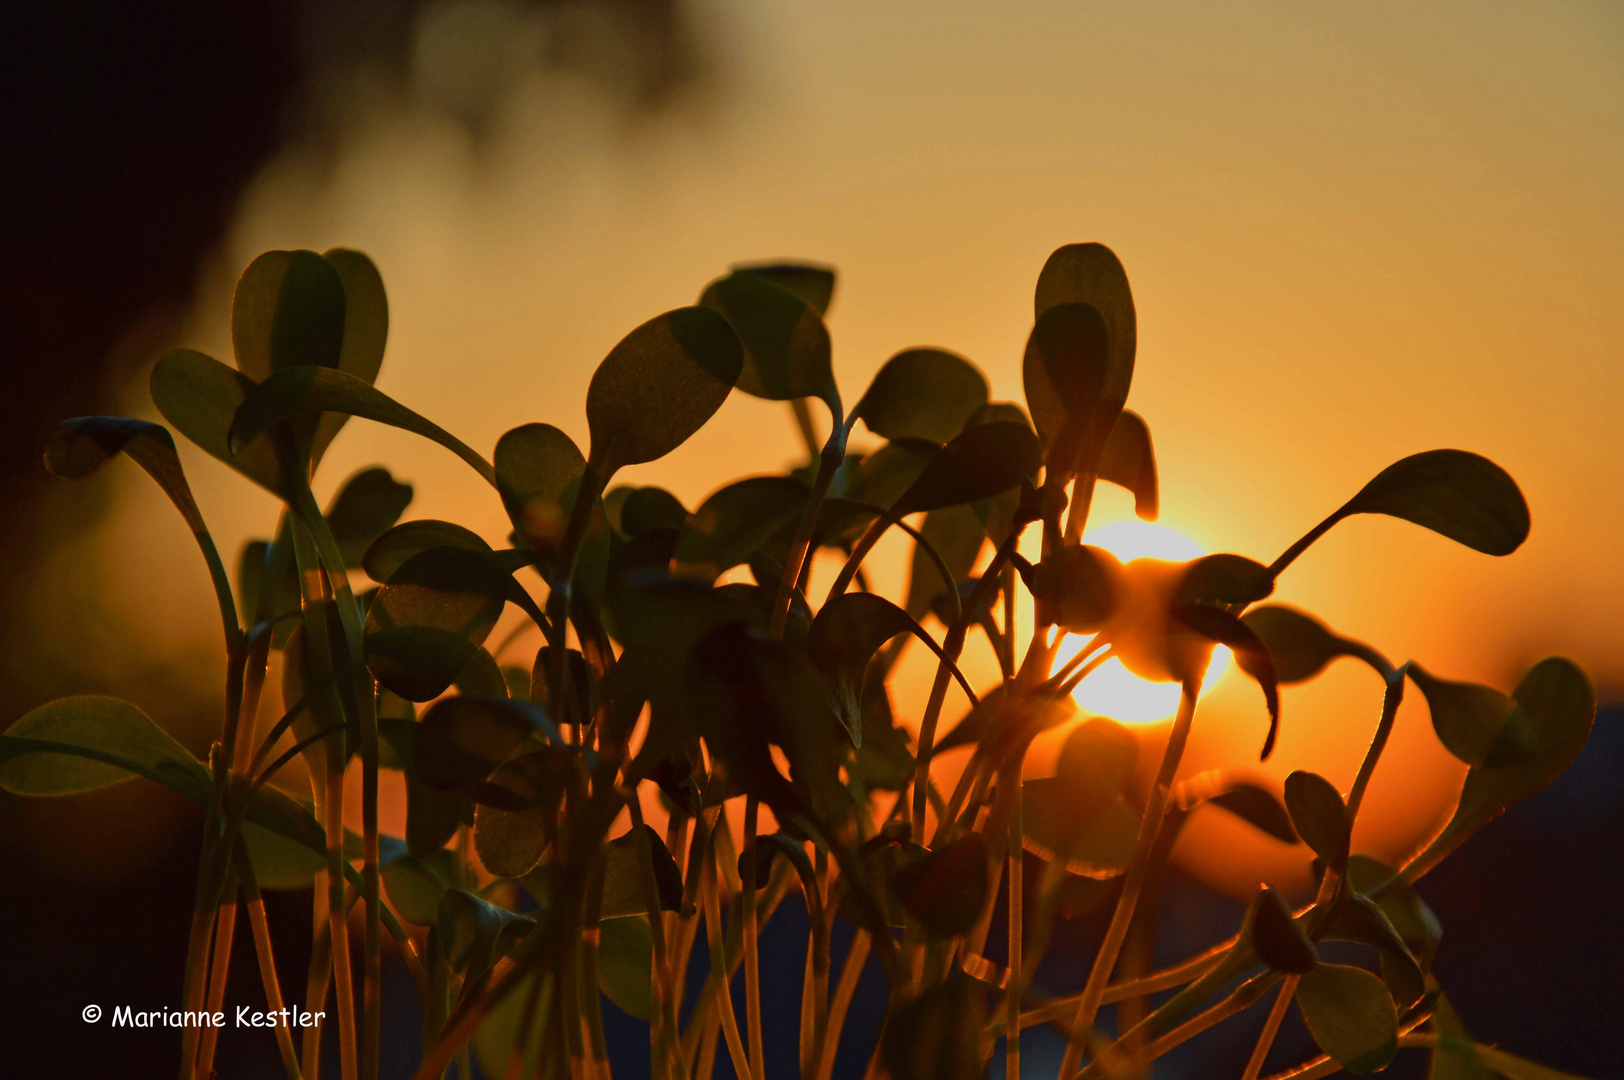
[60, 1, 1621, 894]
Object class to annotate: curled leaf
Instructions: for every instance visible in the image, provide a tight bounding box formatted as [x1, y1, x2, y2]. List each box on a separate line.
[1249, 886, 1317, 974]
[1243, 605, 1355, 685]
[1172, 603, 1281, 757]
[1097, 409, 1158, 520]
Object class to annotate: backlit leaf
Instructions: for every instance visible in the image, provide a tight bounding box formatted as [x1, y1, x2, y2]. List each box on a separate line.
[806, 592, 922, 746]
[231, 249, 346, 380]
[857, 348, 989, 445]
[735, 261, 836, 315]
[1407, 664, 1536, 769]
[365, 547, 511, 701]
[601, 824, 684, 918]
[888, 834, 989, 937]
[891, 421, 1042, 516]
[1097, 409, 1158, 520]
[311, 248, 389, 461]
[1034, 242, 1136, 423]
[151, 348, 288, 497]
[0, 696, 207, 798]
[436, 887, 534, 979]
[413, 697, 558, 796]
[1340, 449, 1529, 556]
[1284, 771, 1349, 871]
[586, 306, 744, 473]
[1205, 783, 1298, 845]
[1249, 886, 1317, 974]
[701, 271, 837, 414]
[1243, 606, 1353, 685]
[1296, 963, 1398, 1073]
[905, 504, 986, 621]
[44, 418, 213, 538]
[675, 475, 808, 580]
[326, 467, 413, 567]
[1173, 604, 1281, 758]
[1033, 544, 1122, 632]
[597, 915, 654, 1020]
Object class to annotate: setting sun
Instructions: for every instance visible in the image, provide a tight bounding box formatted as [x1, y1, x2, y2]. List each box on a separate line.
[1054, 520, 1232, 723]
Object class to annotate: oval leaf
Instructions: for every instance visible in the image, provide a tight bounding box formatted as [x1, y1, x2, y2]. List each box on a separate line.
[365, 547, 511, 701]
[857, 348, 989, 445]
[151, 348, 289, 497]
[1172, 604, 1281, 758]
[1098, 409, 1158, 520]
[1408, 663, 1537, 769]
[597, 915, 654, 1020]
[1034, 242, 1136, 416]
[1296, 963, 1399, 1073]
[1284, 770, 1350, 871]
[700, 271, 837, 413]
[327, 467, 413, 567]
[586, 306, 744, 473]
[1340, 449, 1529, 556]
[1243, 605, 1352, 685]
[891, 420, 1042, 516]
[734, 261, 836, 315]
[0, 696, 207, 797]
[1034, 544, 1122, 632]
[888, 834, 989, 937]
[231, 249, 347, 380]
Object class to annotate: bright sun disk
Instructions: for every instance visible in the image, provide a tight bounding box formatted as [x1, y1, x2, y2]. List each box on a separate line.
[1055, 520, 1231, 724]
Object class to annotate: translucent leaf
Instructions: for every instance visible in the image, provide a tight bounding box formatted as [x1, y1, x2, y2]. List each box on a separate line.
[1033, 544, 1122, 632]
[1173, 554, 1274, 609]
[1248, 886, 1317, 974]
[493, 422, 588, 556]
[1097, 409, 1158, 520]
[1284, 771, 1349, 871]
[618, 486, 687, 537]
[1022, 302, 1110, 467]
[311, 248, 389, 462]
[0, 696, 207, 798]
[891, 421, 1042, 516]
[597, 915, 654, 1020]
[231, 250, 346, 380]
[1322, 894, 1425, 1006]
[44, 417, 211, 537]
[806, 592, 922, 747]
[1173, 604, 1281, 758]
[1021, 789, 1139, 877]
[151, 348, 289, 497]
[857, 348, 989, 445]
[734, 261, 836, 315]
[674, 475, 809, 580]
[435, 887, 534, 978]
[362, 519, 490, 584]
[881, 974, 985, 1080]
[585, 306, 744, 473]
[1243, 606, 1353, 685]
[364, 547, 511, 701]
[600, 824, 684, 918]
[1296, 963, 1399, 1073]
[1034, 242, 1136, 425]
[700, 271, 837, 414]
[326, 467, 413, 567]
[413, 697, 558, 796]
[1407, 664, 1537, 769]
[382, 849, 462, 926]
[1205, 783, 1298, 845]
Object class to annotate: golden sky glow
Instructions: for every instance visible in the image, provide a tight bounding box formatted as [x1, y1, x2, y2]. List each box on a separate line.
[56, 1, 1622, 895]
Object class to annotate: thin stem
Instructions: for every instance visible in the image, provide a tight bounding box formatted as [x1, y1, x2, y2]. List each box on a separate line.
[1057, 677, 1200, 1079]
[1005, 799, 1024, 1080]
[815, 929, 871, 1080]
[236, 838, 305, 1080]
[196, 883, 239, 1076]
[701, 846, 752, 1080]
[1241, 977, 1299, 1080]
[629, 794, 686, 1080]
[741, 797, 765, 1080]
[772, 441, 841, 637]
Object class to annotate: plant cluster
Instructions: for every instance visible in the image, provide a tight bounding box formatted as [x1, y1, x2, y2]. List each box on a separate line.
[0, 243, 1596, 1080]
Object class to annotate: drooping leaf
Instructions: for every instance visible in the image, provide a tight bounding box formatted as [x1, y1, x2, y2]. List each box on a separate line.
[674, 475, 809, 580]
[1033, 544, 1122, 632]
[1205, 783, 1298, 845]
[364, 546, 511, 701]
[1296, 963, 1399, 1073]
[1346, 856, 1442, 967]
[904, 504, 987, 621]
[1097, 409, 1158, 520]
[326, 467, 413, 567]
[1173, 604, 1281, 758]
[1243, 605, 1356, 685]
[230, 249, 347, 380]
[888, 834, 989, 937]
[413, 697, 558, 796]
[857, 348, 989, 444]
[734, 261, 836, 315]
[0, 696, 208, 798]
[743, 832, 817, 892]
[891, 421, 1042, 516]
[597, 915, 654, 1020]
[44, 418, 213, 539]
[1248, 886, 1317, 974]
[435, 887, 534, 979]
[700, 270, 838, 415]
[1407, 664, 1536, 769]
[229, 365, 495, 485]
[585, 306, 744, 473]
[1284, 770, 1350, 871]
[601, 824, 684, 918]
[151, 348, 289, 497]
[1173, 554, 1274, 609]
[881, 974, 985, 1080]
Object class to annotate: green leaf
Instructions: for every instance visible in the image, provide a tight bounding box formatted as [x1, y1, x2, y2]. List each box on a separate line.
[151, 348, 289, 497]
[1339, 449, 1530, 556]
[44, 418, 213, 538]
[891, 421, 1042, 516]
[743, 832, 817, 892]
[586, 306, 744, 473]
[1425, 658, 1594, 858]
[435, 887, 534, 979]
[493, 423, 599, 570]
[1034, 242, 1136, 428]
[471, 749, 572, 877]
[413, 697, 558, 796]
[0, 696, 208, 798]
[231, 250, 347, 380]
[597, 915, 654, 1020]
[1284, 770, 1350, 871]
[857, 348, 989, 444]
[363, 519, 490, 583]
[1346, 856, 1442, 966]
[1174, 554, 1274, 609]
[888, 834, 989, 937]
[243, 820, 330, 891]
[674, 475, 809, 580]
[365, 546, 512, 701]
[1022, 302, 1110, 467]
[1097, 409, 1158, 520]
[472, 970, 547, 1079]
[853, 439, 938, 510]
[601, 824, 684, 918]
[454, 647, 510, 699]
[473, 802, 548, 879]
[1243, 605, 1356, 685]
[312, 248, 389, 462]
[326, 467, 413, 567]
[229, 365, 496, 486]
[1296, 963, 1399, 1073]
[1204, 783, 1298, 845]
[1033, 544, 1122, 632]
[1407, 664, 1537, 769]
[1428, 992, 1493, 1080]
[684, 622, 851, 832]
[806, 592, 924, 747]
[1021, 790, 1139, 877]
[1248, 886, 1317, 974]
[1173, 603, 1282, 758]
[1322, 894, 1424, 1006]
[734, 261, 836, 315]
[382, 849, 462, 926]
[881, 974, 985, 1080]
[700, 271, 838, 415]
[618, 486, 688, 537]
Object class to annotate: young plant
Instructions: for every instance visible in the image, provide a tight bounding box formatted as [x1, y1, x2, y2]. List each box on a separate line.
[1, 243, 1597, 1080]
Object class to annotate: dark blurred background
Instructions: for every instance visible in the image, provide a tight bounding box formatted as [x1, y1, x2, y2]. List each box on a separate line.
[2, 3, 1618, 1077]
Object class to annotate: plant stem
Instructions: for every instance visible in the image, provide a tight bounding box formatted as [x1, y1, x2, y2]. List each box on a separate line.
[1241, 977, 1298, 1080]
[1006, 799, 1024, 1080]
[629, 794, 686, 1079]
[701, 847, 752, 1080]
[740, 796, 765, 1080]
[815, 929, 871, 1080]
[772, 440, 843, 637]
[196, 880, 239, 1076]
[235, 838, 304, 1080]
[1056, 677, 1200, 1079]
